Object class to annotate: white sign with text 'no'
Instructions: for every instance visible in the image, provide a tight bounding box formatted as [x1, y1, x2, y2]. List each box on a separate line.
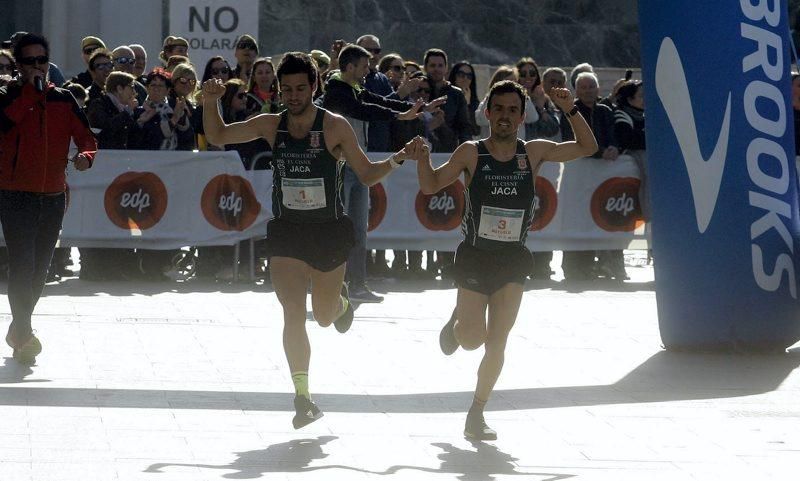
[169, 0, 259, 73]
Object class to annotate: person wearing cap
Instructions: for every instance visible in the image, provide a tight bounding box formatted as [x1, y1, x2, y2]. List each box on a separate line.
[232, 34, 258, 82]
[0, 33, 97, 365]
[159, 36, 189, 65]
[309, 50, 330, 76]
[70, 35, 106, 88]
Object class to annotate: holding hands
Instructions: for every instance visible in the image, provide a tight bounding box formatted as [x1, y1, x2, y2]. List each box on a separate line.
[402, 136, 430, 163]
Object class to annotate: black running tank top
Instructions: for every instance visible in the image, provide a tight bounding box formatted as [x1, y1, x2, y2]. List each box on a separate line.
[271, 107, 344, 222]
[462, 140, 536, 250]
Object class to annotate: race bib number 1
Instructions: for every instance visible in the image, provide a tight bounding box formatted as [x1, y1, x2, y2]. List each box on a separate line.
[478, 206, 524, 242]
[282, 178, 327, 210]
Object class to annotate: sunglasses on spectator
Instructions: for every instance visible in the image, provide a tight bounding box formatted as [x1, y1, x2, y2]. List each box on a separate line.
[211, 67, 230, 75]
[237, 42, 257, 50]
[93, 62, 112, 71]
[83, 46, 100, 55]
[365, 47, 381, 55]
[113, 57, 135, 65]
[518, 70, 537, 78]
[175, 77, 196, 84]
[19, 56, 49, 66]
[455, 71, 474, 79]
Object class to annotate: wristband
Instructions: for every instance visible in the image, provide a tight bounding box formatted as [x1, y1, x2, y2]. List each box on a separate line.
[565, 106, 580, 118]
[389, 153, 404, 169]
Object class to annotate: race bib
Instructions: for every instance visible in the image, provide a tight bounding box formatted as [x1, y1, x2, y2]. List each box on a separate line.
[478, 206, 524, 242]
[282, 178, 327, 210]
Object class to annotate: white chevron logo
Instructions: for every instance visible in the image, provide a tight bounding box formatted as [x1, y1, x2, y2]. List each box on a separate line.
[655, 37, 731, 234]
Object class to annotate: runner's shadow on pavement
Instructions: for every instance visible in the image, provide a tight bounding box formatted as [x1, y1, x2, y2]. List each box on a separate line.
[144, 436, 380, 478]
[384, 441, 574, 480]
[144, 436, 572, 480]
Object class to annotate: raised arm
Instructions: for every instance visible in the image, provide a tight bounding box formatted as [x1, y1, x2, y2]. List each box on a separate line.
[529, 88, 597, 163]
[417, 140, 473, 194]
[331, 114, 414, 186]
[201, 79, 272, 145]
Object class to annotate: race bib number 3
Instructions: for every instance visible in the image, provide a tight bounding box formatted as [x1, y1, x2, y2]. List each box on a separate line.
[478, 206, 524, 242]
[282, 178, 327, 210]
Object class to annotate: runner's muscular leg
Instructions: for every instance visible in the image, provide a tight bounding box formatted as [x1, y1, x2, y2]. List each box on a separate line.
[454, 288, 489, 351]
[474, 282, 524, 403]
[270, 256, 312, 373]
[310, 263, 347, 327]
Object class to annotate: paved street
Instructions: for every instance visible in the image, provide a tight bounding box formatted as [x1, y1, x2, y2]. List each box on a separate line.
[1, 256, 798, 480]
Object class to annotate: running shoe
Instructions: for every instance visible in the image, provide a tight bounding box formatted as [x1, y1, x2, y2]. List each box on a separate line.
[292, 395, 323, 429]
[13, 333, 42, 366]
[333, 283, 354, 333]
[439, 308, 459, 355]
[464, 411, 497, 441]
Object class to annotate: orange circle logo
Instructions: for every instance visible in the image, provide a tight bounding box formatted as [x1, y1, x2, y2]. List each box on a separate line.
[530, 177, 558, 231]
[414, 180, 465, 231]
[104, 172, 168, 230]
[201, 174, 261, 231]
[368, 182, 387, 232]
[590, 177, 644, 232]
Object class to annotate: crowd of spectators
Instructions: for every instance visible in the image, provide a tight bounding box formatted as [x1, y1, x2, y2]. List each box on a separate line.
[0, 30, 647, 286]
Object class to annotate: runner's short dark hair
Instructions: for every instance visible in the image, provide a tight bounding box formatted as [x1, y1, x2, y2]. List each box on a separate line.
[277, 51, 317, 86]
[486, 80, 527, 114]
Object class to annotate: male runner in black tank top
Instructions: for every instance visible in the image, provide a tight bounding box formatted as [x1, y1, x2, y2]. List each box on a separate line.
[414, 80, 597, 440]
[202, 52, 416, 430]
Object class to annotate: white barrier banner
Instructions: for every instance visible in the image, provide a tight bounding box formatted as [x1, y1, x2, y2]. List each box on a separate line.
[366, 153, 648, 251]
[2, 150, 648, 250]
[61, 150, 270, 248]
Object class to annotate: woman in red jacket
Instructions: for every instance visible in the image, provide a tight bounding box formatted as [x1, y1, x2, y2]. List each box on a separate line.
[0, 33, 97, 365]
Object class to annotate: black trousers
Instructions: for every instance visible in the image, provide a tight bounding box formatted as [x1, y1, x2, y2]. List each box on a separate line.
[0, 190, 65, 344]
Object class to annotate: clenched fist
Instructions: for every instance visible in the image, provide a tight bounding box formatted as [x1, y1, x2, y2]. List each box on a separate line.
[201, 79, 226, 103]
[549, 87, 575, 112]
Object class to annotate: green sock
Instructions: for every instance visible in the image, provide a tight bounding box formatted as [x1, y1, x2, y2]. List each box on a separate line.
[337, 295, 349, 318]
[291, 371, 310, 399]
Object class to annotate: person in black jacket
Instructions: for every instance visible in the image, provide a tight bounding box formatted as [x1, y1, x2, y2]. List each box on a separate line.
[80, 71, 141, 282]
[86, 71, 138, 149]
[423, 49, 471, 153]
[321, 44, 443, 302]
[614, 80, 647, 220]
[560, 71, 624, 281]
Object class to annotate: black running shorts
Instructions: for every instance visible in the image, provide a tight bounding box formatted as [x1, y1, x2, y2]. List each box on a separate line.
[452, 241, 532, 296]
[265, 216, 355, 272]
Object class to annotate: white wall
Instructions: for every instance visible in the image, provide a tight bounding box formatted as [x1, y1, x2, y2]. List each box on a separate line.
[43, 0, 163, 79]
